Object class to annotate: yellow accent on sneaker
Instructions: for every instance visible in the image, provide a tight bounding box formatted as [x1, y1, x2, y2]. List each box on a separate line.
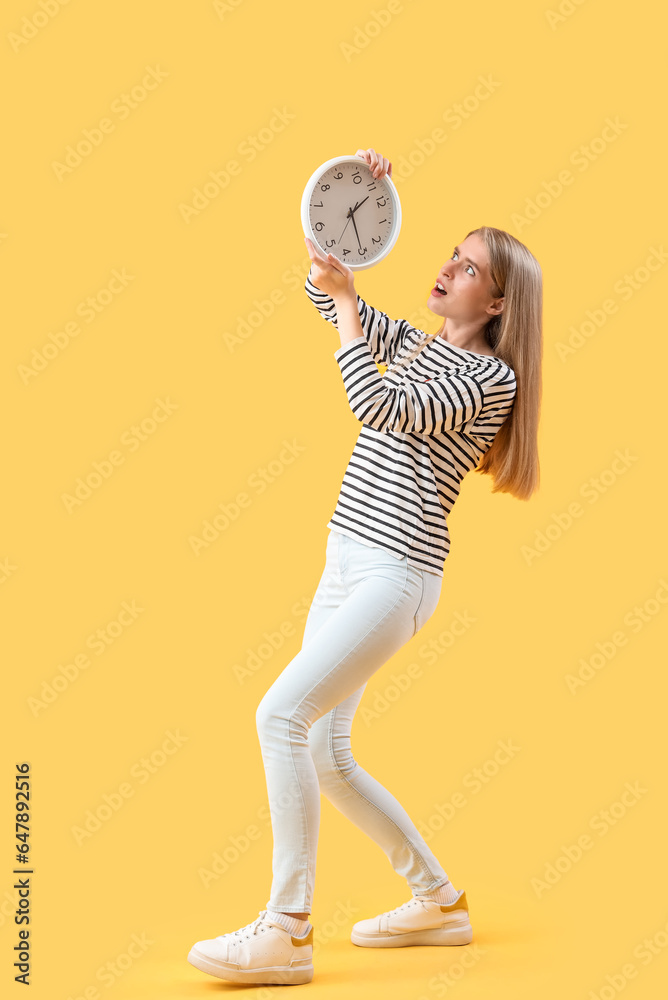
[440, 890, 468, 913]
[290, 926, 314, 948]
[351, 890, 472, 948]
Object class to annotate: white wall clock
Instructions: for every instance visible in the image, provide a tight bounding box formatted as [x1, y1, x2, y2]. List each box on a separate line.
[300, 154, 402, 271]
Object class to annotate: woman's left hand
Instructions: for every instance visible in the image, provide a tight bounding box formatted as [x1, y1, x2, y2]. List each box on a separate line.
[304, 236, 356, 301]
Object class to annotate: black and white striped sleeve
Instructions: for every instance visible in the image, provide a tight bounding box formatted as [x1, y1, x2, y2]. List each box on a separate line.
[304, 265, 415, 367]
[333, 337, 484, 434]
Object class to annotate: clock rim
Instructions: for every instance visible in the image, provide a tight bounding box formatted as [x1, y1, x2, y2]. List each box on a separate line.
[300, 154, 402, 271]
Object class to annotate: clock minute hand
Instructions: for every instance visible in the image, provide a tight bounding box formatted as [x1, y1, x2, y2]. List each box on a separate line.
[349, 195, 369, 248]
[336, 195, 370, 246]
[337, 206, 357, 244]
[351, 212, 362, 250]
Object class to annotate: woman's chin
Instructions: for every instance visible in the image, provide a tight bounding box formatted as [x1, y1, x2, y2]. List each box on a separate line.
[427, 294, 448, 314]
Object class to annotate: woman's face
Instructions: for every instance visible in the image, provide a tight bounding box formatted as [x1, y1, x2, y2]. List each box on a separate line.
[428, 234, 503, 326]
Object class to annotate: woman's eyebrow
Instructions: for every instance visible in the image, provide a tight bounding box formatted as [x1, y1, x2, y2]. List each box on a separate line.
[453, 245, 480, 270]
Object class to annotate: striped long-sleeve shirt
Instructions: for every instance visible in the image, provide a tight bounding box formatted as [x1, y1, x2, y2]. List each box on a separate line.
[305, 266, 517, 578]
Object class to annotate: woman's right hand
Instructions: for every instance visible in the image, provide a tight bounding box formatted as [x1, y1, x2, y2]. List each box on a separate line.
[354, 147, 392, 180]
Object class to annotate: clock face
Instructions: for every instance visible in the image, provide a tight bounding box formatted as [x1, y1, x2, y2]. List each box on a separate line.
[302, 156, 401, 270]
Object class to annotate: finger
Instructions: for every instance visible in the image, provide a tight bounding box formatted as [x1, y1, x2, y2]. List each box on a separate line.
[304, 236, 327, 263]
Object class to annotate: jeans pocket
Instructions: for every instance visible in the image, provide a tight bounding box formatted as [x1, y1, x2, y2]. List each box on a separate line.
[412, 569, 442, 635]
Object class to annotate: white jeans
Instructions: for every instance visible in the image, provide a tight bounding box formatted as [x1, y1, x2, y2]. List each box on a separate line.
[256, 528, 450, 914]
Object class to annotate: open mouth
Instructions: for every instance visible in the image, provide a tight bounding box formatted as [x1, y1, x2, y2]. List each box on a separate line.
[431, 281, 447, 296]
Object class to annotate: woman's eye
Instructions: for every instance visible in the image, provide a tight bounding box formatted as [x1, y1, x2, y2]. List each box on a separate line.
[451, 250, 475, 276]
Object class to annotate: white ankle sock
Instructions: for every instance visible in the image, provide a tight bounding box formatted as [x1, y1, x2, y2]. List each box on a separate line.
[419, 880, 460, 904]
[267, 910, 311, 936]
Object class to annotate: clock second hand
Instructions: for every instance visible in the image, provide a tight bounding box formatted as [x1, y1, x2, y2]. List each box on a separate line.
[336, 211, 355, 244]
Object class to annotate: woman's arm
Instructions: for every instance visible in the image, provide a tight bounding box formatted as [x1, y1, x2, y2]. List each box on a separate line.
[303, 146, 414, 365]
[304, 266, 415, 366]
[304, 233, 418, 365]
[333, 336, 486, 435]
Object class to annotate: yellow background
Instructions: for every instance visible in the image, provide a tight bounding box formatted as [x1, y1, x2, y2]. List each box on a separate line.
[3, 0, 667, 997]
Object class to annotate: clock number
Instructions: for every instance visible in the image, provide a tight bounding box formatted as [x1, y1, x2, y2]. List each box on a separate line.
[376, 196, 387, 208]
[320, 183, 330, 191]
[351, 169, 362, 185]
[325, 238, 336, 248]
[372, 236, 381, 245]
[312, 199, 324, 208]
[358, 246, 368, 256]
[366, 181, 376, 191]
[342, 248, 351, 257]
[378, 217, 388, 226]
[313, 221, 325, 232]
[332, 170, 343, 179]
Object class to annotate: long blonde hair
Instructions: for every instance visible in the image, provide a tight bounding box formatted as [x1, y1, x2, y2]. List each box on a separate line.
[402, 226, 543, 501]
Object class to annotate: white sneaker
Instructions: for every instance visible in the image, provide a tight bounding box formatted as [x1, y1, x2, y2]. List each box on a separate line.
[351, 890, 472, 947]
[187, 910, 314, 984]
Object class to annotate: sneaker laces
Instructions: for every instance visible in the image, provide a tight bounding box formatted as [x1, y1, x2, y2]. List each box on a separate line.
[382, 898, 429, 918]
[218, 910, 271, 941]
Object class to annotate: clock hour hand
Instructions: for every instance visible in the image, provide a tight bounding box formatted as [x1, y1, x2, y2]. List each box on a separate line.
[350, 195, 369, 213]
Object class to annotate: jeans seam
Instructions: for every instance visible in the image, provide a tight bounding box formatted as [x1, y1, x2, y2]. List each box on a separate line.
[284, 723, 312, 912]
[412, 572, 426, 637]
[284, 559, 411, 907]
[324, 705, 438, 883]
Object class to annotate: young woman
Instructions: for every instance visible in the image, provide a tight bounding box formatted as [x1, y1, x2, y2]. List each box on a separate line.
[188, 147, 543, 986]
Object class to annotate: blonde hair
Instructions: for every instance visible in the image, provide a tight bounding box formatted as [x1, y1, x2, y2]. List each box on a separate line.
[400, 226, 543, 501]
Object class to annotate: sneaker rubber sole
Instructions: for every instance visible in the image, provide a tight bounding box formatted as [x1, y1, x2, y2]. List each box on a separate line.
[351, 915, 473, 948]
[187, 945, 314, 984]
